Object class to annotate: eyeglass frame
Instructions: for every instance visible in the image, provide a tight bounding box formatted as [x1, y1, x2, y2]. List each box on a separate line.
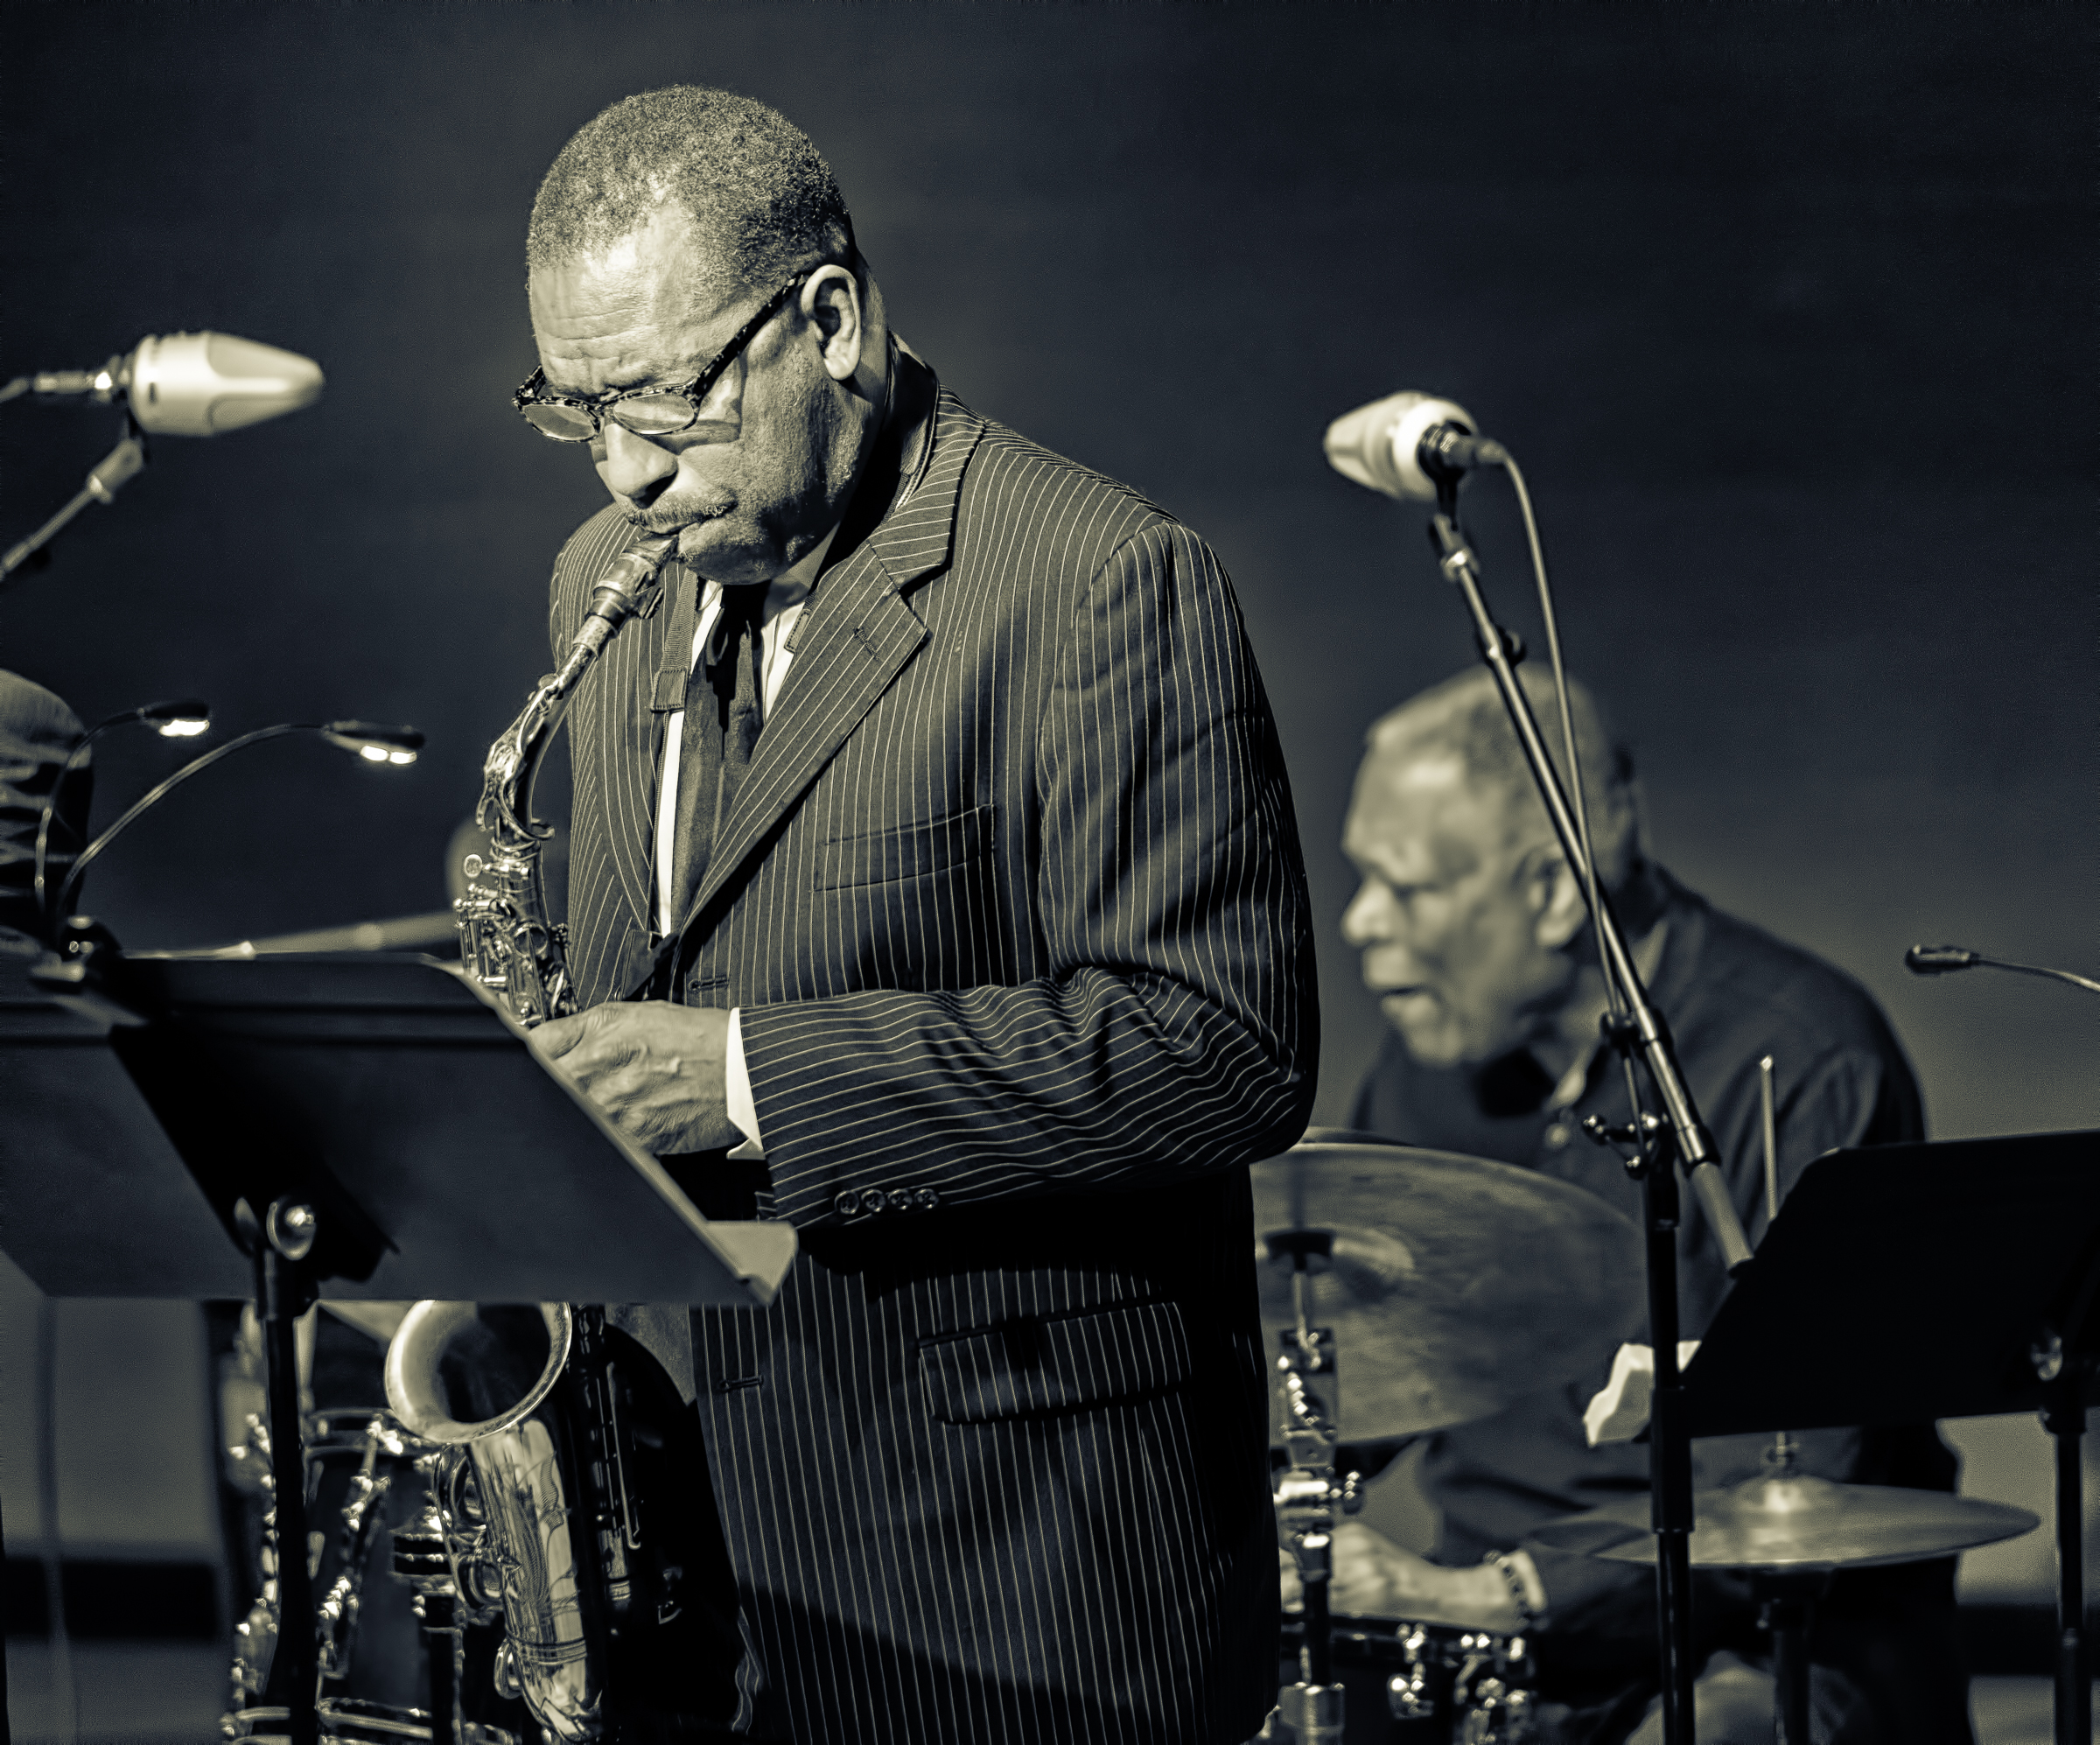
[511, 267, 819, 443]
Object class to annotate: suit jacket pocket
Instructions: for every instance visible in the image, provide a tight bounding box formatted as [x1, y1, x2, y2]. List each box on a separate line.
[816, 805, 990, 890]
[918, 1299, 1192, 1425]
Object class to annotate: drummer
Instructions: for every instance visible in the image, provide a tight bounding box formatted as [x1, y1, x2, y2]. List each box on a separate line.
[1326, 667, 1970, 1744]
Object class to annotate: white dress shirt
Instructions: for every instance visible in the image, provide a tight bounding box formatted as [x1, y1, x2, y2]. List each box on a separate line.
[654, 529, 836, 1157]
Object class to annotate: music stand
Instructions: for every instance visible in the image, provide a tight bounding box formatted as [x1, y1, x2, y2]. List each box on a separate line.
[1678, 1132, 2100, 1745]
[1, 950, 795, 1745]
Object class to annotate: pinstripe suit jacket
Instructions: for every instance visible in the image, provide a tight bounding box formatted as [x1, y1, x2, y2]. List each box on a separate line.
[550, 381, 1317, 1744]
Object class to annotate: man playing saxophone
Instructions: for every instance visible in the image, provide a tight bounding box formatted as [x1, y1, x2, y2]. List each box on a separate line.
[500, 87, 1318, 1744]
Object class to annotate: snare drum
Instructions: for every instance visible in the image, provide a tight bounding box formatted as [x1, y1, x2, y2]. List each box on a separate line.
[1278, 1612, 1536, 1743]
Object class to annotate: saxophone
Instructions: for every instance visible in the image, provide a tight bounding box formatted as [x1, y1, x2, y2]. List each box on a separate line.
[456, 528, 678, 1024]
[388, 529, 683, 1741]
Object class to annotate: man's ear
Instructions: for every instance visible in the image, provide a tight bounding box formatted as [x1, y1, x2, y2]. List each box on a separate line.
[800, 265, 864, 383]
[1527, 845, 1590, 951]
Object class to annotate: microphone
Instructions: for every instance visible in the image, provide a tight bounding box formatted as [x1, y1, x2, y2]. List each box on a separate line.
[1906, 943, 2100, 997]
[1904, 945, 1981, 974]
[1324, 390, 1506, 501]
[18, 332, 324, 435]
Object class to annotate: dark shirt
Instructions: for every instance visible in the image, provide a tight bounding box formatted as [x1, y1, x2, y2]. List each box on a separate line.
[1348, 865, 1954, 1673]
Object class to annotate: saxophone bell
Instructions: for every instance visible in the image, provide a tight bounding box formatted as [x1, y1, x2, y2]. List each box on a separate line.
[385, 1303, 607, 1741]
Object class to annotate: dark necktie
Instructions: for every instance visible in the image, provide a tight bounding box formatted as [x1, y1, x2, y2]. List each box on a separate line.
[666, 582, 767, 931]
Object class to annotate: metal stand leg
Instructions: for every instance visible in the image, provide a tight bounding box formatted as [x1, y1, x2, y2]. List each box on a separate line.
[2041, 1370, 2090, 1745]
[239, 1195, 320, 1745]
[1754, 1572, 1828, 1745]
[1639, 1149, 1698, 1744]
[421, 1594, 460, 1745]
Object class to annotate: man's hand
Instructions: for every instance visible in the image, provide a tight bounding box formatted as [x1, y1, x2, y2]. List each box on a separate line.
[530, 1001, 740, 1156]
[1278, 1521, 1530, 1632]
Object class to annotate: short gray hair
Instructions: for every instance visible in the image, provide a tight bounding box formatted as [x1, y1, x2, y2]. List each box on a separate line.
[527, 87, 855, 300]
[1367, 666, 1644, 888]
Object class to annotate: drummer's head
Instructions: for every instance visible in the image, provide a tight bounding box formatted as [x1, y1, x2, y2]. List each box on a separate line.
[1341, 669, 1642, 1069]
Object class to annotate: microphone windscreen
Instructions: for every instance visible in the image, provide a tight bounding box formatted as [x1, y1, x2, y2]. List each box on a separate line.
[126, 333, 324, 436]
[1323, 390, 1477, 501]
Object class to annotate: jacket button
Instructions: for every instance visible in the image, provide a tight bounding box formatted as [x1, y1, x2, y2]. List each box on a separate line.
[859, 1188, 889, 1215]
[833, 1190, 858, 1217]
[913, 1188, 941, 1211]
[886, 1188, 914, 1213]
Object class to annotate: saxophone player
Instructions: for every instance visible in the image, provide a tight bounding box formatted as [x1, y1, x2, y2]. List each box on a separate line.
[508, 88, 1317, 1744]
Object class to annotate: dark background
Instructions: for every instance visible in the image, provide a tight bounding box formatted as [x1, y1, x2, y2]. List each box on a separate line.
[3, 2, 2092, 1136]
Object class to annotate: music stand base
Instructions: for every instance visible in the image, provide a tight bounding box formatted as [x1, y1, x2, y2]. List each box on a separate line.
[238, 1195, 321, 1745]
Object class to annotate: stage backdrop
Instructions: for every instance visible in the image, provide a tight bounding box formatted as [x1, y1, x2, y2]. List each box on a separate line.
[2, 4, 2090, 1146]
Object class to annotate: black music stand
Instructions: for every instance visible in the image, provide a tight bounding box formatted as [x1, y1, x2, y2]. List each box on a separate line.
[1, 950, 795, 1745]
[1678, 1131, 2100, 1745]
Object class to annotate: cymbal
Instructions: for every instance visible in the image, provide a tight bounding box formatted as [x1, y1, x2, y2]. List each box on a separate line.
[1252, 1139, 1645, 1441]
[1530, 1470, 2040, 1571]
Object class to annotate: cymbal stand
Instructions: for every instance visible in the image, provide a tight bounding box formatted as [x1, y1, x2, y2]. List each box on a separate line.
[234, 1194, 322, 1745]
[1750, 1567, 1830, 1745]
[1424, 502, 1755, 1745]
[1750, 1435, 1829, 1745]
[1270, 1236, 1361, 1744]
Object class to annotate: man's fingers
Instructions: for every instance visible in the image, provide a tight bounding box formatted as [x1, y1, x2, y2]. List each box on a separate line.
[528, 1011, 592, 1060]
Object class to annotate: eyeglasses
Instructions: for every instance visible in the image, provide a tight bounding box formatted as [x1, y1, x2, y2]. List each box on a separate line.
[513, 270, 812, 443]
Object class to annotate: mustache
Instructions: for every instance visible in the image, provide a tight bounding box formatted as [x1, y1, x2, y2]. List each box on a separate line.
[623, 491, 735, 533]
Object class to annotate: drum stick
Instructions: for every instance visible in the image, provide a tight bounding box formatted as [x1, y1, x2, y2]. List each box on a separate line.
[1760, 1055, 1779, 1225]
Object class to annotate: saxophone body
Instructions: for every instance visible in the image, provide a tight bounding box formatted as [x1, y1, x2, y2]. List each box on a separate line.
[393, 529, 685, 1741]
[457, 529, 677, 1026]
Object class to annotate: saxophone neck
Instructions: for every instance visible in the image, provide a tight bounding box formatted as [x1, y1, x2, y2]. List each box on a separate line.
[549, 527, 682, 695]
[481, 529, 680, 837]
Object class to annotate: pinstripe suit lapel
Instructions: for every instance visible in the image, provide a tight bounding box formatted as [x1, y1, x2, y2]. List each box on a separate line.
[674, 396, 982, 939]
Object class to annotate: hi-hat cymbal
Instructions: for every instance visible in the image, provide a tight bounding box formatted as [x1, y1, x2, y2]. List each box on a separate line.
[1252, 1138, 1645, 1441]
[1530, 1470, 2040, 1571]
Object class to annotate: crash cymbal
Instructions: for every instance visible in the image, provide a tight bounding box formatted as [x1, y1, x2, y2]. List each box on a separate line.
[1252, 1139, 1645, 1441]
[1530, 1469, 2040, 1571]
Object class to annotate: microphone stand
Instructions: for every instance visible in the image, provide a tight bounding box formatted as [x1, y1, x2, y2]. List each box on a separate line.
[1422, 500, 1755, 1745]
[2, 417, 147, 579]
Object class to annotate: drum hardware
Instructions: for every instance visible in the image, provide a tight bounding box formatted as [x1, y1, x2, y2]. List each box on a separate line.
[1277, 1614, 1536, 1743]
[1269, 1227, 1362, 1744]
[226, 1409, 492, 1745]
[1388, 1621, 1533, 1743]
[1256, 1134, 1636, 1741]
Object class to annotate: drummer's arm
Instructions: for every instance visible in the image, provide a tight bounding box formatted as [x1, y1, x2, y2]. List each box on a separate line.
[1318, 1521, 1550, 1632]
